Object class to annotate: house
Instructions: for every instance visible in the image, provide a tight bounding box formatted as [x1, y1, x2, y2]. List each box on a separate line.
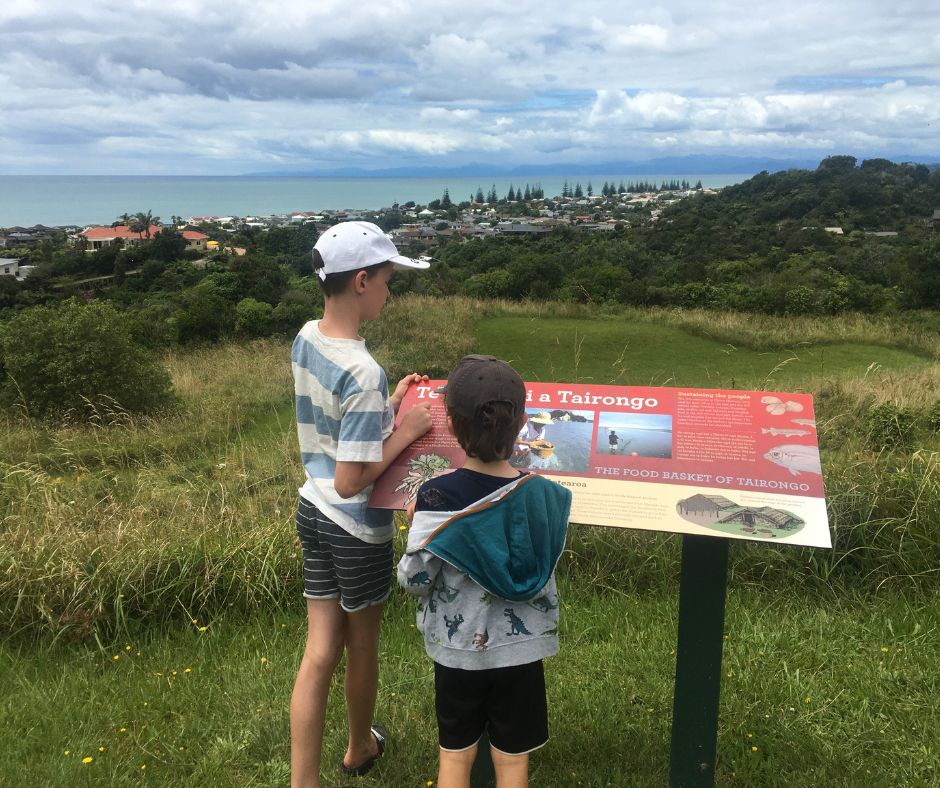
[495, 222, 551, 237]
[80, 225, 209, 253]
[0, 258, 35, 280]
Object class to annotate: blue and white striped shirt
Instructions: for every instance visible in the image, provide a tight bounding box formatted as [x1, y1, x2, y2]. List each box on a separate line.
[292, 320, 395, 543]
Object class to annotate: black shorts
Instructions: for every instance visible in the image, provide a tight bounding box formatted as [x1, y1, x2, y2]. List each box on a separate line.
[434, 660, 548, 755]
[295, 497, 392, 612]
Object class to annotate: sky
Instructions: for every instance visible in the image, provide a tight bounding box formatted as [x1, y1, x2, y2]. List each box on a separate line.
[1, 0, 938, 174]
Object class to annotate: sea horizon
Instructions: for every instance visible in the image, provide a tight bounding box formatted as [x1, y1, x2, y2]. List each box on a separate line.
[0, 173, 748, 228]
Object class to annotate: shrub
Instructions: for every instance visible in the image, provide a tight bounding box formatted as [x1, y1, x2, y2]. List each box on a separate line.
[928, 400, 940, 433]
[865, 402, 915, 450]
[234, 297, 274, 337]
[0, 299, 175, 419]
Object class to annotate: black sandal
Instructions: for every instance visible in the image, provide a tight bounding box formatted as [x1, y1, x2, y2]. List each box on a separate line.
[340, 724, 387, 777]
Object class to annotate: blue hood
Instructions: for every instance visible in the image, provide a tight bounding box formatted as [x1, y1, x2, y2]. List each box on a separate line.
[412, 474, 571, 602]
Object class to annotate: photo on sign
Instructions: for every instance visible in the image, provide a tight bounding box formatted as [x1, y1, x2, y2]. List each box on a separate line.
[510, 409, 594, 472]
[597, 412, 674, 459]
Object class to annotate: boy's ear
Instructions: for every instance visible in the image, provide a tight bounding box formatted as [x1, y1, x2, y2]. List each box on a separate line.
[353, 270, 369, 293]
[446, 414, 456, 436]
[518, 412, 529, 429]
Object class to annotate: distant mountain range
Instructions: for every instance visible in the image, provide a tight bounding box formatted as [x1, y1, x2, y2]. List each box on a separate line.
[243, 154, 940, 178]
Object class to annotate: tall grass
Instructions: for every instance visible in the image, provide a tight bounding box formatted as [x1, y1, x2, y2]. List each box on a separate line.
[1, 299, 937, 642]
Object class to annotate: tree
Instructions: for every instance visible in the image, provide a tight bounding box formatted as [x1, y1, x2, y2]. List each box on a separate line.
[235, 297, 274, 337]
[441, 189, 452, 209]
[131, 210, 159, 239]
[0, 300, 174, 418]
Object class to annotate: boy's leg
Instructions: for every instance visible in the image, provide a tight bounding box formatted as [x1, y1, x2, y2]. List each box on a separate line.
[437, 744, 478, 788]
[341, 601, 385, 770]
[491, 748, 529, 788]
[291, 598, 346, 788]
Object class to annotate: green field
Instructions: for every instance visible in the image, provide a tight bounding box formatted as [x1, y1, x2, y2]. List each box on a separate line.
[476, 316, 935, 389]
[2, 297, 938, 786]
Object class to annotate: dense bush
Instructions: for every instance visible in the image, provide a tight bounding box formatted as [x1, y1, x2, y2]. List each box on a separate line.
[865, 402, 915, 450]
[0, 300, 175, 419]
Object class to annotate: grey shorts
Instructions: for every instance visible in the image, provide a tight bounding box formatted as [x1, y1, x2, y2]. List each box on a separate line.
[295, 497, 393, 612]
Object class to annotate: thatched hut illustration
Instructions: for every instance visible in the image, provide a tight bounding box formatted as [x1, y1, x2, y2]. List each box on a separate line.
[676, 494, 738, 521]
[717, 506, 803, 531]
[677, 493, 805, 537]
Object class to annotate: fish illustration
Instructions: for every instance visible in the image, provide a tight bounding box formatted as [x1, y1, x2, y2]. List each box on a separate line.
[762, 427, 810, 437]
[761, 396, 804, 416]
[791, 419, 816, 427]
[764, 444, 822, 476]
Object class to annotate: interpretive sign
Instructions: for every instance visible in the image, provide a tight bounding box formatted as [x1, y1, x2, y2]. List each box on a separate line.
[370, 381, 831, 549]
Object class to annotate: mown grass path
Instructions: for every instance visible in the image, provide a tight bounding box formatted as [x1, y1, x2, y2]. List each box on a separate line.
[476, 316, 934, 390]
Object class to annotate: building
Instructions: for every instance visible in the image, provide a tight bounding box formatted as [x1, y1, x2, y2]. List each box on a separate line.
[0, 258, 36, 280]
[80, 225, 209, 253]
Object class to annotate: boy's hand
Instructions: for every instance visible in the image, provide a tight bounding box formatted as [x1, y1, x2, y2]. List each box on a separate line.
[399, 401, 433, 440]
[391, 373, 429, 412]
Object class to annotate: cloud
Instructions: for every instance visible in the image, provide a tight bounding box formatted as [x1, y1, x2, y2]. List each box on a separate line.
[0, 0, 938, 173]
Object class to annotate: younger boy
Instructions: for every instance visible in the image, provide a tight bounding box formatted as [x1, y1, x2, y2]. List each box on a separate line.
[290, 221, 433, 788]
[397, 355, 572, 788]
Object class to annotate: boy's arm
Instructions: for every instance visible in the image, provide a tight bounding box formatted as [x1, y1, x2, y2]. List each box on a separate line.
[333, 403, 432, 498]
[396, 547, 441, 597]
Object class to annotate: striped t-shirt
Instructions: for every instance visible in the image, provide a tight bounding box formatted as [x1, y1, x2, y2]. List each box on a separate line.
[291, 320, 395, 543]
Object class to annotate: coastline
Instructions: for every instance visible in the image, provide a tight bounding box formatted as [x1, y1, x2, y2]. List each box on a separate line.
[0, 173, 746, 228]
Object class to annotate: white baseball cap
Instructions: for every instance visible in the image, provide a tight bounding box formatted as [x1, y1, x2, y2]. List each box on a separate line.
[312, 221, 430, 281]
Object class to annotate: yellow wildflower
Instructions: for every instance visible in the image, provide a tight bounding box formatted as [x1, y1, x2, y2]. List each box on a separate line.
[113, 655, 120, 661]
[751, 746, 758, 753]
[82, 757, 93, 764]
[184, 667, 192, 673]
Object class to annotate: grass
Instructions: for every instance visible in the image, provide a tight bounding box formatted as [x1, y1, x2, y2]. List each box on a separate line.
[474, 315, 936, 389]
[1, 296, 938, 784]
[3, 580, 937, 786]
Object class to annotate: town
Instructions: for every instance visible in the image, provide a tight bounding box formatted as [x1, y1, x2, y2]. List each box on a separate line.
[0, 180, 713, 279]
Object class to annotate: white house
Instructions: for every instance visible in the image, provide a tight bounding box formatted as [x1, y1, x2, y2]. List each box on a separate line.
[0, 258, 35, 280]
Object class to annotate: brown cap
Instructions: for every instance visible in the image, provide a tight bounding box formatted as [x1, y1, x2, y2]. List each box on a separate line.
[440, 355, 526, 420]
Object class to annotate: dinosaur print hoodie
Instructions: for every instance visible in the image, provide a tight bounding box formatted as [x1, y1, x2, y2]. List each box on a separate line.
[397, 474, 571, 670]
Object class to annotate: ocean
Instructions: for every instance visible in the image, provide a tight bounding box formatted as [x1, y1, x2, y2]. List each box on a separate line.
[0, 173, 747, 228]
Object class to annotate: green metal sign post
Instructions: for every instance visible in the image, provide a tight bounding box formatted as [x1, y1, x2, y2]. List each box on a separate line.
[669, 534, 730, 787]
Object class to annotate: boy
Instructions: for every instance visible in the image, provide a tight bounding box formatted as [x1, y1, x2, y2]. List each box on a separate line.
[290, 221, 433, 788]
[398, 355, 572, 788]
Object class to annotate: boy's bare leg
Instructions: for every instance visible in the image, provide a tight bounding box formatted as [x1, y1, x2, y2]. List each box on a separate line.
[342, 602, 385, 770]
[492, 748, 529, 788]
[290, 598, 345, 788]
[437, 744, 477, 788]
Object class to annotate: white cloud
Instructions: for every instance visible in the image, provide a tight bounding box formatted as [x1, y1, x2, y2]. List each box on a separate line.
[0, 0, 938, 173]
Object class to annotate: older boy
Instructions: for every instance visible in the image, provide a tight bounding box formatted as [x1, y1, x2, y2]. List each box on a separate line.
[398, 355, 572, 788]
[290, 221, 433, 788]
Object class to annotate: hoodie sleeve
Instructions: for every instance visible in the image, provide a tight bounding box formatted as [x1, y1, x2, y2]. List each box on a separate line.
[396, 549, 443, 598]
